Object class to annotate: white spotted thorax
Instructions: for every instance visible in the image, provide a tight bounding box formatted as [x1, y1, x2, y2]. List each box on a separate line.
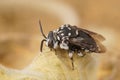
[52, 24, 78, 51]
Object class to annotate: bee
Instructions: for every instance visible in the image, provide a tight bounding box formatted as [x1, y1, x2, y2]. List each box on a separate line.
[39, 20, 106, 70]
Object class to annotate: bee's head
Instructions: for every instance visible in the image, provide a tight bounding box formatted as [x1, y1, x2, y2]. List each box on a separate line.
[39, 20, 56, 52]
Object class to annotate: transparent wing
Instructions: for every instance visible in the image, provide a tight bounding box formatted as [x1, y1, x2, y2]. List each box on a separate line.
[69, 37, 106, 53]
[77, 27, 106, 53]
[77, 27, 105, 42]
[69, 37, 98, 52]
[93, 38, 106, 53]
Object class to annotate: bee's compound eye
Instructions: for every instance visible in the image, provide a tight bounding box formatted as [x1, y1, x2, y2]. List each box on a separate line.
[48, 40, 54, 48]
[46, 39, 53, 48]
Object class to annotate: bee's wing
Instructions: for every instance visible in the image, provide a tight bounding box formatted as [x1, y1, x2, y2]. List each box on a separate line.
[69, 36, 98, 52]
[69, 37, 87, 47]
[68, 26, 106, 53]
[93, 38, 106, 53]
[77, 27, 105, 42]
[69, 37, 106, 53]
[77, 27, 106, 53]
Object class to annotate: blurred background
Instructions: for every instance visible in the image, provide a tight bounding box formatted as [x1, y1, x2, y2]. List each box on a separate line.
[0, 0, 120, 80]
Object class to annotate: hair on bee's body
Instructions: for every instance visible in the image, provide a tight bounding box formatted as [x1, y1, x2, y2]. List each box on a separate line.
[39, 20, 106, 70]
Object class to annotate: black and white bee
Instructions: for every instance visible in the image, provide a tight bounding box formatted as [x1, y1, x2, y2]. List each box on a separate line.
[39, 21, 106, 70]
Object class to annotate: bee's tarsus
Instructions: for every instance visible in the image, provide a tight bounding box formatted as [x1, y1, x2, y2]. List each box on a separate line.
[70, 57, 74, 70]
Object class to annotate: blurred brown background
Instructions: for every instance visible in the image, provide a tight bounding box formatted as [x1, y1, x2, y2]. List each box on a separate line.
[0, 0, 120, 80]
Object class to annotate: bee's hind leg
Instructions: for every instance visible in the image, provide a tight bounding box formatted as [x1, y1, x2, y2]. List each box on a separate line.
[70, 57, 74, 70]
[54, 49, 57, 55]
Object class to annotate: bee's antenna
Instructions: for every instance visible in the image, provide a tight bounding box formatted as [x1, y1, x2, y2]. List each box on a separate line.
[39, 20, 47, 38]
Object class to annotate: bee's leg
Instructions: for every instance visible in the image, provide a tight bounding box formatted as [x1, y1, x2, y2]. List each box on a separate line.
[53, 41, 59, 55]
[50, 48, 52, 51]
[77, 50, 86, 57]
[54, 49, 57, 55]
[71, 57, 74, 70]
[69, 51, 74, 70]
